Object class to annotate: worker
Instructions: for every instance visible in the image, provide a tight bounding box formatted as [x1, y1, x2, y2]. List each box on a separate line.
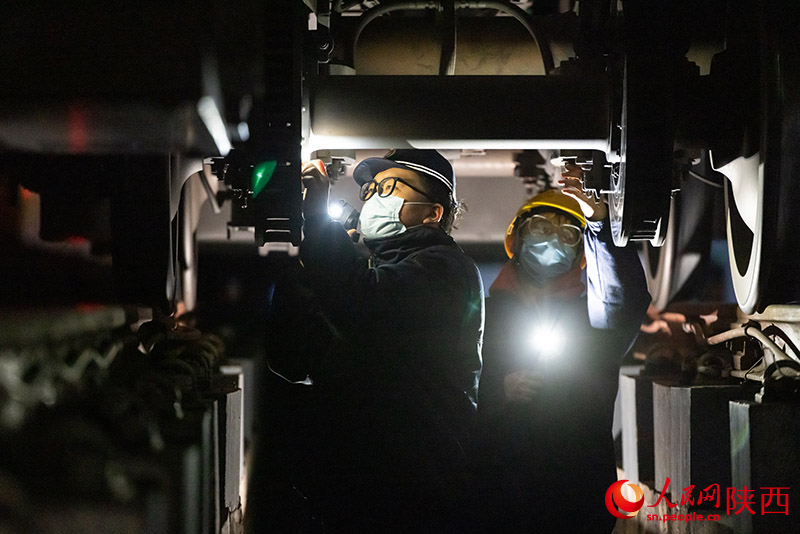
[287, 149, 484, 532]
[470, 165, 650, 533]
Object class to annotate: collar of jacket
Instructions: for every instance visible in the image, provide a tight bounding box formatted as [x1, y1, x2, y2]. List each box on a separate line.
[364, 225, 454, 264]
[490, 258, 585, 304]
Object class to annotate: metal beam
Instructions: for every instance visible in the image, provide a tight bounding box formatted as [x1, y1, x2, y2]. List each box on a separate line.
[307, 75, 612, 153]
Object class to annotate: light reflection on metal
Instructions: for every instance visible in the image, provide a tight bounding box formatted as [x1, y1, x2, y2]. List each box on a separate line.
[197, 96, 232, 156]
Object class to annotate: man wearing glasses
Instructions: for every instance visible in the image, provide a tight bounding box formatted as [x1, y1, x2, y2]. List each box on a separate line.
[470, 165, 650, 533]
[296, 149, 484, 532]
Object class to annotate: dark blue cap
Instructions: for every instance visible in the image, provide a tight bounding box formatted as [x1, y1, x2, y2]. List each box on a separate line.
[353, 149, 456, 195]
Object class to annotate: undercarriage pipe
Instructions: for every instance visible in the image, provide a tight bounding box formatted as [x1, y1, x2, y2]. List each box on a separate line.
[460, 1, 554, 73]
[706, 325, 796, 368]
[352, 2, 439, 57]
[352, 1, 553, 74]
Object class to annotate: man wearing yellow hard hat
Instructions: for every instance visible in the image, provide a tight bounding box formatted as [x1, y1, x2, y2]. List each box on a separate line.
[470, 164, 651, 533]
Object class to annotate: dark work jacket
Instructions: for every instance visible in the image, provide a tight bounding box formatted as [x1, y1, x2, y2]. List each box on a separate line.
[472, 219, 650, 534]
[297, 217, 484, 532]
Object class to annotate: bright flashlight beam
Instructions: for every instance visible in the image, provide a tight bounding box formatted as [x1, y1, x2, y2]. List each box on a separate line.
[328, 202, 345, 220]
[528, 324, 566, 360]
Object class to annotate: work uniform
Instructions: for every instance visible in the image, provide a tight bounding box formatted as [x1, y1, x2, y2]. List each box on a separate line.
[473, 218, 650, 534]
[294, 216, 484, 532]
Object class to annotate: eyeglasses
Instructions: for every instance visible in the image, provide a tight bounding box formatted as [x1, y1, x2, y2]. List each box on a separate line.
[359, 176, 434, 202]
[520, 214, 583, 246]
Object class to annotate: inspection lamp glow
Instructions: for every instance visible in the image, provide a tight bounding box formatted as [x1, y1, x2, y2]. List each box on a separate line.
[328, 200, 346, 220]
[328, 199, 361, 231]
[527, 322, 567, 361]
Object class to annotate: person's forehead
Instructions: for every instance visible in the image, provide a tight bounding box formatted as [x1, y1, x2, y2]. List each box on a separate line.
[374, 167, 425, 185]
[526, 209, 572, 225]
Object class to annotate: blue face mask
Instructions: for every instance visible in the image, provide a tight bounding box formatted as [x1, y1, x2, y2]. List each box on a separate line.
[358, 194, 431, 239]
[518, 233, 580, 283]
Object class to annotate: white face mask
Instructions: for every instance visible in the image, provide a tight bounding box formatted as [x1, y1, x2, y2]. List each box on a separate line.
[518, 233, 580, 283]
[358, 195, 432, 239]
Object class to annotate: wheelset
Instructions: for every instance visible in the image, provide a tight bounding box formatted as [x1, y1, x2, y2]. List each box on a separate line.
[711, 3, 800, 314]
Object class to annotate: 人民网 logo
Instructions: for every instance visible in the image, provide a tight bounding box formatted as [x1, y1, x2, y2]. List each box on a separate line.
[605, 480, 645, 519]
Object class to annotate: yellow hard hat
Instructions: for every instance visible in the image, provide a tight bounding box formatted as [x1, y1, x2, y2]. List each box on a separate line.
[504, 188, 586, 257]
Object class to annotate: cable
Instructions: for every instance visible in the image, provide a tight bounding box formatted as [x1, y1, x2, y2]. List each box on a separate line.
[688, 170, 723, 189]
[730, 358, 765, 383]
[707, 324, 798, 380]
[743, 325, 793, 364]
[706, 327, 746, 345]
[267, 361, 314, 385]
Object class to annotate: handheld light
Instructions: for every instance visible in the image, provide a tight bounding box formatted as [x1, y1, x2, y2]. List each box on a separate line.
[328, 199, 361, 232]
[527, 322, 567, 361]
[328, 200, 346, 220]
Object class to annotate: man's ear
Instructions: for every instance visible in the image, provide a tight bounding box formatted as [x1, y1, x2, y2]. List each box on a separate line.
[579, 254, 587, 270]
[423, 203, 444, 224]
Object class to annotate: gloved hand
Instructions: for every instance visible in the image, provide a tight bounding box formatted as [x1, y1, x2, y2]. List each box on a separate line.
[301, 159, 330, 219]
[504, 369, 543, 403]
[558, 162, 608, 222]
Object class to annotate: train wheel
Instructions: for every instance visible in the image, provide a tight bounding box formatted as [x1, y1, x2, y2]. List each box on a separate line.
[641, 156, 721, 311]
[609, 53, 675, 248]
[609, 0, 686, 248]
[713, 4, 800, 314]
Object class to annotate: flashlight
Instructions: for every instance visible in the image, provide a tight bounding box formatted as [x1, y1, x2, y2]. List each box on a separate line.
[328, 200, 346, 220]
[328, 199, 360, 231]
[527, 322, 567, 361]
